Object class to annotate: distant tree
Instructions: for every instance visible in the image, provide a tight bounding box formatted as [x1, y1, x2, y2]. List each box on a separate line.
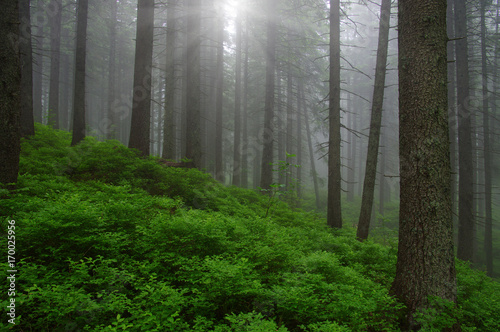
[19, 0, 35, 137]
[185, 0, 202, 168]
[260, 0, 278, 190]
[391, 0, 460, 330]
[214, 1, 224, 181]
[106, 0, 118, 140]
[163, 0, 177, 160]
[71, 0, 89, 146]
[327, 0, 342, 228]
[0, 0, 21, 186]
[357, 0, 391, 240]
[48, 0, 62, 129]
[455, 0, 474, 263]
[232, 8, 242, 186]
[128, 0, 154, 155]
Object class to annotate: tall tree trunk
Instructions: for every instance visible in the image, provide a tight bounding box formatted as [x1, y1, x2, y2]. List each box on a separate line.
[356, 0, 391, 241]
[327, 0, 342, 228]
[260, 0, 278, 190]
[232, 9, 242, 186]
[286, 64, 294, 189]
[455, 0, 474, 263]
[106, 0, 118, 140]
[214, 2, 224, 181]
[277, 68, 285, 185]
[60, 51, 70, 130]
[185, 0, 202, 168]
[70, 0, 89, 146]
[296, 80, 304, 202]
[391, 1, 459, 330]
[447, 0, 458, 240]
[163, 0, 177, 159]
[48, 0, 62, 129]
[241, 21, 250, 188]
[128, 0, 154, 155]
[0, 0, 21, 186]
[19, 0, 35, 137]
[32, 0, 44, 123]
[481, 0, 493, 277]
[305, 101, 320, 209]
[346, 92, 355, 202]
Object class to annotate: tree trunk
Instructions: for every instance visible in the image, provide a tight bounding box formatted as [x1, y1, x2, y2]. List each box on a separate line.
[48, 0, 62, 129]
[106, 0, 118, 140]
[70, 0, 89, 146]
[455, 0, 474, 263]
[481, 0, 493, 277]
[128, 0, 154, 155]
[232, 9, 242, 186]
[241, 21, 249, 188]
[305, 100, 320, 210]
[185, 0, 202, 168]
[391, 1, 460, 330]
[19, 0, 34, 137]
[214, 3, 224, 181]
[163, 0, 177, 159]
[260, 0, 278, 190]
[0, 0, 21, 186]
[296, 80, 304, 203]
[286, 63, 294, 189]
[32, 0, 44, 123]
[356, 0, 391, 241]
[277, 68, 285, 185]
[327, 0, 342, 228]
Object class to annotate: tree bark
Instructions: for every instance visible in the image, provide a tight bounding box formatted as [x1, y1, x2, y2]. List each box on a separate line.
[214, 3, 224, 181]
[48, 0, 62, 129]
[70, 0, 89, 146]
[163, 0, 177, 159]
[32, 0, 44, 123]
[19, 0, 34, 137]
[106, 0, 118, 140]
[455, 0, 474, 263]
[260, 0, 278, 190]
[305, 100, 320, 210]
[481, 0, 493, 276]
[327, 0, 342, 228]
[0, 0, 21, 186]
[357, 0, 391, 241]
[391, 0, 460, 330]
[185, 0, 202, 168]
[128, 0, 154, 155]
[232, 9, 242, 186]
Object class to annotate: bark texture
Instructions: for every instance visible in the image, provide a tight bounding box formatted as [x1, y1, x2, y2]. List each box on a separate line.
[0, 0, 21, 186]
[357, 0, 391, 240]
[70, 0, 89, 146]
[19, 0, 34, 137]
[392, 1, 460, 330]
[128, 0, 154, 155]
[260, 0, 278, 190]
[327, 0, 342, 228]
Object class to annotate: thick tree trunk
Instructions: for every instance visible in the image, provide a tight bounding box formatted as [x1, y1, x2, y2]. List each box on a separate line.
[128, 0, 154, 155]
[185, 0, 202, 168]
[48, 0, 62, 129]
[19, 0, 34, 137]
[232, 10, 242, 186]
[163, 0, 177, 159]
[260, 0, 277, 190]
[0, 0, 21, 186]
[70, 0, 89, 146]
[357, 0, 391, 240]
[378, 131, 386, 224]
[391, 1, 460, 330]
[455, 0, 474, 263]
[327, 0, 342, 228]
[481, 0, 493, 276]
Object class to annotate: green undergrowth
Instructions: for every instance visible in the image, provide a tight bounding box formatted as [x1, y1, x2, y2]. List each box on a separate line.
[0, 124, 499, 331]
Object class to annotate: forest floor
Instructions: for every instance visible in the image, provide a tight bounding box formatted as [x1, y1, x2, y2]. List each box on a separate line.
[0, 124, 499, 331]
